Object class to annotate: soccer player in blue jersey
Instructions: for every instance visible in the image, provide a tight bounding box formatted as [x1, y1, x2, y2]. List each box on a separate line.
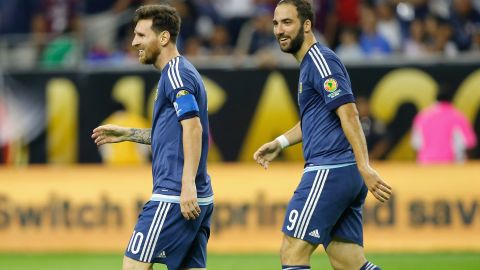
[253, 1, 392, 270]
[91, 5, 213, 270]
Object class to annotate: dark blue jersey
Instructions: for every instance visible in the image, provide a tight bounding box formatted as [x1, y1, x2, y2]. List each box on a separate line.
[298, 43, 356, 166]
[151, 56, 213, 200]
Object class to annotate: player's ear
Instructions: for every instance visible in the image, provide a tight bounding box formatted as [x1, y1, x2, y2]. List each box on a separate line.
[304, 19, 312, 33]
[159, 31, 171, 46]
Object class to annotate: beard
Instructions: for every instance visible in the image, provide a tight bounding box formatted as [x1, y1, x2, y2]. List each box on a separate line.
[279, 25, 305, 54]
[140, 45, 160, 65]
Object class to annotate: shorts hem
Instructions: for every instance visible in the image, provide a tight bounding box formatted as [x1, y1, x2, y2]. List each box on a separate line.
[281, 229, 323, 246]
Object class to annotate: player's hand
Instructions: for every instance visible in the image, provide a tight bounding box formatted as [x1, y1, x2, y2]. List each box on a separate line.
[253, 140, 282, 169]
[360, 166, 392, 203]
[91, 124, 129, 146]
[180, 183, 201, 220]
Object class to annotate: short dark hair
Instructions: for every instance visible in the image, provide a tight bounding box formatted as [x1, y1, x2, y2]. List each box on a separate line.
[277, 0, 314, 25]
[133, 5, 181, 43]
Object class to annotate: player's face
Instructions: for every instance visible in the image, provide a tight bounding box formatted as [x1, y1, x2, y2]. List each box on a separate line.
[273, 4, 305, 54]
[132, 19, 161, 64]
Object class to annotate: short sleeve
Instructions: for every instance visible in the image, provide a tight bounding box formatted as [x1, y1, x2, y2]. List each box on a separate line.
[164, 66, 199, 121]
[312, 57, 355, 111]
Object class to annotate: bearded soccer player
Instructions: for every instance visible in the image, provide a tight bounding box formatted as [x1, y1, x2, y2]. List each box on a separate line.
[92, 5, 213, 270]
[253, 1, 392, 270]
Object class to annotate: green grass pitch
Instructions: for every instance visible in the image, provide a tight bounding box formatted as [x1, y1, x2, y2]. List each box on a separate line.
[0, 253, 479, 269]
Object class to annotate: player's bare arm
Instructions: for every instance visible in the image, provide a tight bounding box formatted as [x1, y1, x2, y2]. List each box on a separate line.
[336, 103, 392, 202]
[180, 117, 202, 220]
[92, 124, 151, 146]
[253, 121, 303, 169]
[129, 128, 152, 144]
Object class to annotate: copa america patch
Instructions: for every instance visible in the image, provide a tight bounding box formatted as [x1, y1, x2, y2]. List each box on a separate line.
[323, 78, 338, 93]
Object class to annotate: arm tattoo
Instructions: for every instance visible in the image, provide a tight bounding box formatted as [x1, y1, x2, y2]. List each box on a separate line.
[129, 128, 151, 145]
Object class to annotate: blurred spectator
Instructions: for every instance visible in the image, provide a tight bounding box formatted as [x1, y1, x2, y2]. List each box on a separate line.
[356, 96, 388, 160]
[193, 0, 224, 42]
[375, 0, 402, 51]
[170, 0, 200, 53]
[81, 0, 133, 61]
[35, 0, 82, 68]
[396, 0, 430, 42]
[0, 0, 39, 35]
[211, 0, 255, 47]
[448, 0, 480, 51]
[428, 0, 451, 18]
[426, 19, 459, 57]
[3, 0, 480, 68]
[359, 6, 392, 57]
[314, 0, 335, 46]
[403, 19, 428, 57]
[411, 83, 477, 164]
[235, 6, 276, 56]
[206, 24, 232, 56]
[321, 0, 362, 48]
[0, 0, 40, 67]
[335, 26, 365, 61]
[469, 24, 480, 53]
[183, 36, 207, 57]
[423, 13, 440, 47]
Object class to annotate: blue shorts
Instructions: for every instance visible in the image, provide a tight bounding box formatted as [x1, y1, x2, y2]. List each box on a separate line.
[125, 199, 213, 270]
[282, 164, 368, 249]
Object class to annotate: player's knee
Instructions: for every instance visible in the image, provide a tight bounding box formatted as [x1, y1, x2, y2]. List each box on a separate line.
[122, 256, 152, 270]
[280, 236, 312, 265]
[122, 256, 134, 270]
[326, 241, 366, 270]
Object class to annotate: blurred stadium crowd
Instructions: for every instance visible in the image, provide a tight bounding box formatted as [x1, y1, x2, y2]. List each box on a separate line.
[1, 0, 480, 69]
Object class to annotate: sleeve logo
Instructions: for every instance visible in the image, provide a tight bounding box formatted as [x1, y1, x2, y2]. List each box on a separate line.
[176, 90, 189, 98]
[323, 78, 338, 92]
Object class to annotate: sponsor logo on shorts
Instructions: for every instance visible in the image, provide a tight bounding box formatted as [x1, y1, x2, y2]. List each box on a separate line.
[157, 250, 166, 259]
[309, 229, 320, 239]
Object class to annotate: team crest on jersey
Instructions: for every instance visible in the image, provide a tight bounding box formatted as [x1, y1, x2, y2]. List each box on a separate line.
[176, 90, 189, 98]
[323, 78, 338, 92]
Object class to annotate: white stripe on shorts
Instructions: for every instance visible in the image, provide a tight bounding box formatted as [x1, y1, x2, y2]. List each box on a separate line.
[140, 202, 171, 262]
[300, 169, 329, 239]
[146, 202, 171, 261]
[293, 170, 323, 238]
[294, 169, 328, 238]
[139, 202, 164, 261]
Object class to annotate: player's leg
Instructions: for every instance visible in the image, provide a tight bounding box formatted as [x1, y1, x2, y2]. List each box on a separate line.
[325, 240, 366, 270]
[179, 204, 214, 270]
[325, 166, 381, 270]
[326, 239, 381, 270]
[280, 234, 317, 269]
[123, 256, 153, 270]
